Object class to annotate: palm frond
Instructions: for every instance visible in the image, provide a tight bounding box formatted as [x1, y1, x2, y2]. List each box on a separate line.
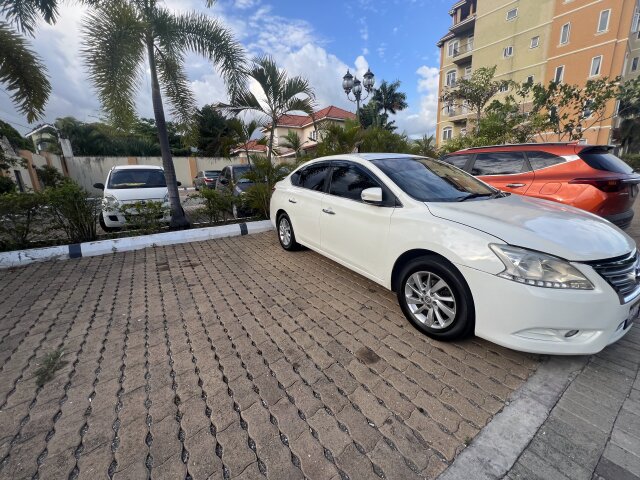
[250, 55, 287, 109]
[283, 96, 315, 117]
[172, 12, 246, 98]
[0, 0, 59, 35]
[81, 1, 145, 130]
[0, 22, 51, 122]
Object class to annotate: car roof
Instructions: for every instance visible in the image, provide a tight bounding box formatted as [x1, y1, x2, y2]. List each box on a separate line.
[306, 153, 422, 163]
[447, 143, 614, 155]
[112, 164, 163, 170]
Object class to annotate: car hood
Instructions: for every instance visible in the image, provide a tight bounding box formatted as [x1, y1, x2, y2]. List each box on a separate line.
[105, 187, 167, 202]
[426, 194, 635, 262]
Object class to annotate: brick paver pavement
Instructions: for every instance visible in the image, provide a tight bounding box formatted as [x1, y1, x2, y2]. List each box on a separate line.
[0, 232, 538, 480]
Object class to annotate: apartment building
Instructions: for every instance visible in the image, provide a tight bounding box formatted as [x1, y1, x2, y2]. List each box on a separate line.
[436, 0, 640, 147]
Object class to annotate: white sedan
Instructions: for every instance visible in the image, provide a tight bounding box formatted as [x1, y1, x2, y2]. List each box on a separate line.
[270, 153, 638, 355]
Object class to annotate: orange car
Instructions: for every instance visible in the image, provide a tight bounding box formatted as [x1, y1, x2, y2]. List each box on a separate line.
[442, 143, 640, 229]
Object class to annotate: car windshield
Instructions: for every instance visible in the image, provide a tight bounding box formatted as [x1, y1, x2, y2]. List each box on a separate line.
[371, 157, 496, 202]
[204, 171, 220, 177]
[108, 169, 166, 189]
[234, 166, 252, 183]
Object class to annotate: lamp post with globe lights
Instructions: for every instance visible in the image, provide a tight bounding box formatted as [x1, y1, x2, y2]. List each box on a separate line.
[342, 68, 375, 125]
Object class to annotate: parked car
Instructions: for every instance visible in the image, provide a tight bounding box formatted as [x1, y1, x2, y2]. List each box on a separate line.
[216, 164, 254, 218]
[93, 165, 178, 231]
[193, 170, 221, 190]
[271, 153, 638, 355]
[441, 143, 640, 229]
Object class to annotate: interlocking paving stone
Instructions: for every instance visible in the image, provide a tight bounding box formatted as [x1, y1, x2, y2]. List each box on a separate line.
[0, 232, 537, 478]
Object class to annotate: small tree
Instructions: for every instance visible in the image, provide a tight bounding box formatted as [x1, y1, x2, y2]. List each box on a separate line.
[222, 56, 315, 164]
[279, 130, 304, 159]
[193, 188, 234, 224]
[242, 156, 292, 218]
[227, 117, 263, 164]
[411, 135, 438, 158]
[315, 119, 362, 157]
[441, 66, 511, 133]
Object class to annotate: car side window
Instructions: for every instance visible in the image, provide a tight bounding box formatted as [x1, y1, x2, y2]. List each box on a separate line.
[441, 154, 470, 170]
[328, 163, 380, 202]
[471, 152, 528, 175]
[526, 151, 565, 170]
[299, 163, 331, 191]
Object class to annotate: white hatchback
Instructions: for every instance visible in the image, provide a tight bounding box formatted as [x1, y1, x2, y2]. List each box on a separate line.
[270, 154, 639, 355]
[94, 165, 171, 231]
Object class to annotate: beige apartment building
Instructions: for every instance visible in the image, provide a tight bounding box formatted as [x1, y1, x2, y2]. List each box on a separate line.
[436, 0, 640, 147]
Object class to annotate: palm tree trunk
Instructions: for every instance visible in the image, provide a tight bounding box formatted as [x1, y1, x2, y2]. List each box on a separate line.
[267, 124, 275, 165]
[146, 36, 189, 229]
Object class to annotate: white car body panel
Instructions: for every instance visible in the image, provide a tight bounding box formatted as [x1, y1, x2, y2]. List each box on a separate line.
[270, 154, 638, 355]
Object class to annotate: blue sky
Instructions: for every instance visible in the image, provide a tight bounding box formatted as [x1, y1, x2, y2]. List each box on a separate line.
[0, 0, 453, 138]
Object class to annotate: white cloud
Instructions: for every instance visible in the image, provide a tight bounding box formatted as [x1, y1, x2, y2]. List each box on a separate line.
[233, 0, 261, 9]
[394, 65, 440, 138]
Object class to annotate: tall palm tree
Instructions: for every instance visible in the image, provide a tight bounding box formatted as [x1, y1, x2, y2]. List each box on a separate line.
[222, 55, 315, 164]
[0, 0, 58, 122]
[372, 80, 408, 116]
[82, 0, 245, 228]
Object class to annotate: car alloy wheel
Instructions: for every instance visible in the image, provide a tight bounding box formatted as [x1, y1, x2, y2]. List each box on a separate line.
[404, 271, 456, 329]
[279, 217, 292, 247]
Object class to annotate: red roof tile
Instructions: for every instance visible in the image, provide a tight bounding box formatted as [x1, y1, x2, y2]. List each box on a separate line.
[231, 140, 267, 153]
[273, 106, 355, 128]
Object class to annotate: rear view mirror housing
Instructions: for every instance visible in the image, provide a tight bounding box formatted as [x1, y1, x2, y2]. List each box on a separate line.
[361, 187, 383, 204]
[93, 182, 105, 190]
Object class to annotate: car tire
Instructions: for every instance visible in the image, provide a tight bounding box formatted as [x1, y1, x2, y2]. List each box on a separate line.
[276, 213, 300, 251]
[99, 213, 121, 233]
[396, 256, 474, 341]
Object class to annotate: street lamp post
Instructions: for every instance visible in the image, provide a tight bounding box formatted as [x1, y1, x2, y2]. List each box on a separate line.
[342, 68, 375, 125]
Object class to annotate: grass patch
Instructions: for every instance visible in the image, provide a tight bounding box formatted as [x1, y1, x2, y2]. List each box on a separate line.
[34, 348, 67, 387]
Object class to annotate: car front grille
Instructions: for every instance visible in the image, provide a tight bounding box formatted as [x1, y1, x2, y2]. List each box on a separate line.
[587, 251, 640, 303]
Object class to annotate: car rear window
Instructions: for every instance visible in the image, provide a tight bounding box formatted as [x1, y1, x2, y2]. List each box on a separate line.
[204, 171, 220, 177]
[299, 163, 331, 191]
[579, 150, 633, 174]
[472, 152, 528, 175]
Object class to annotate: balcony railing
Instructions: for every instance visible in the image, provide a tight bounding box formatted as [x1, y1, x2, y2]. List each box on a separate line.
[453, 43, 473, 57]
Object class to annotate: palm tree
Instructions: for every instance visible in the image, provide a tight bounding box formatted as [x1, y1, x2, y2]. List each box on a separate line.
[222, 55, 315, 164]
[227, 117, 262, 164]
[412, 134, 438, 158]
[81, 0, 245, 228]
[0, 0, 57, 122]
[372, 80, 408, 116]
[280, 130, 304, 159]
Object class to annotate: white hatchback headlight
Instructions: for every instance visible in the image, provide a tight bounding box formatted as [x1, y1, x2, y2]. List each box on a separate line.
[103, 194, 119, 211]
[490, 244, 594, 290]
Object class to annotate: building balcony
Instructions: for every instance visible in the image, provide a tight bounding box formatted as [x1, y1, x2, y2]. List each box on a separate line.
[445, 109, 471, 124]
[452, 43, 473, 64]
[451, 13, 476, 35]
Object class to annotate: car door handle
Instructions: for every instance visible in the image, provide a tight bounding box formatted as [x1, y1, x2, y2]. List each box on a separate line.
[506, 183, 526, 188]
[322, 208, 335, 215]
[288, 198, 297, 204]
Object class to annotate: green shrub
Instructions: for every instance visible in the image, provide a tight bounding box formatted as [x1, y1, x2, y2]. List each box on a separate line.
[119, 200, 169, 234]
[0, 191, 46, 250]
[0, 176, 16, 194]
[243, 157, 292, 219]
[36, 165, 66, 188]
[44, 180, 99, 243]
[193, 188, 234, 224]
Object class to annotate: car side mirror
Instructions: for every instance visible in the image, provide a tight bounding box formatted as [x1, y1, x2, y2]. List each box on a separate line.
[177, 181, 182, 187]
[93, 182, 105, 190]
[361, 187, 383, 204]
[219, 177, 229, 185]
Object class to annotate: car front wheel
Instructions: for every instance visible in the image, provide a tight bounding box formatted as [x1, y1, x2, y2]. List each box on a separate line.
[277, 213, 299, 251]
[397, 256, 474, 341]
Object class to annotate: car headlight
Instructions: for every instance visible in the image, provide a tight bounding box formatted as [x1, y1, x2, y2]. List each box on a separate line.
[103, 194, 119, 210]
[490, 244, 594, 290]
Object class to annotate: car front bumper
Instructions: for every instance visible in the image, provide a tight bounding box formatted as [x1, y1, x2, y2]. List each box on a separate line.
[459, 264, 636, 355]
[101, 208, 171, 228]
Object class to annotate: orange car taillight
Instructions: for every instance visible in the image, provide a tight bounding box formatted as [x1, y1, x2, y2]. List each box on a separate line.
[568, 177, 629, 193]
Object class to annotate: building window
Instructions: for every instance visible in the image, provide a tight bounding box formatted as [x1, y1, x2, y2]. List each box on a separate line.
[560, 23, 571, 45]
[442, 127, 453, 141]
[499, 83, 509, 93]
[447, 40, 459, 57]
[632, 57, 639, 72]
[503, 46, 514, 58]
[506, 8, 518, 21]
[460, 128, 467, 136]
[445, 101, 456, 116]
[633, 8, 640, 33]
[530, 36, 540, 48]
[590, 55, 602, 77]
[464, 66, 472, 79]
[554, 65, 565, 83]
[526, 75, 535, 84]
[309, 130, 318, 141]
[445, 70, 457, 87]
[597, 9, 610, 33]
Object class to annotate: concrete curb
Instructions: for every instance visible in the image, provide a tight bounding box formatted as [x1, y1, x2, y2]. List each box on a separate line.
[0, 220, 273, 269]
[437, 355, 590, 480]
